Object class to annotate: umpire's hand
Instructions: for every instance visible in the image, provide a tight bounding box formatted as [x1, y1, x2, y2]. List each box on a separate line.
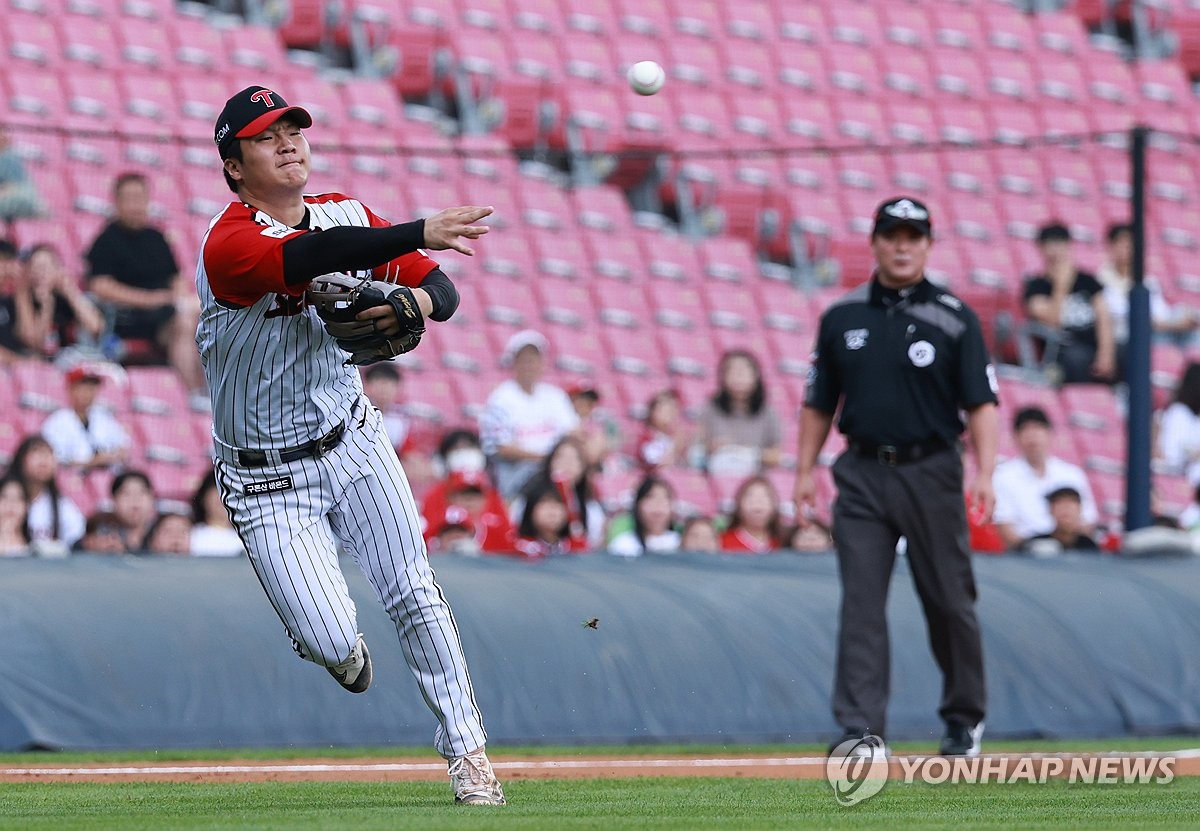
[424, 206, 493, 256]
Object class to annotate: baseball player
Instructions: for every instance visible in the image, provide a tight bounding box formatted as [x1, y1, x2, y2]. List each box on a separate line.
[196, 85, 504, 805]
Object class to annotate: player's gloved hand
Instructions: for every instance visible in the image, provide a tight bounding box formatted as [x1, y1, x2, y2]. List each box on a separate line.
[306, 273, 425, 365]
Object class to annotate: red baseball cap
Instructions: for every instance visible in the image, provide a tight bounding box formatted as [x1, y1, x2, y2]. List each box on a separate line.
[566, 379, 599, 400]
[447, 471, 487, 494]
[214, 86, 313, 155]
[65, 366, 103, 385]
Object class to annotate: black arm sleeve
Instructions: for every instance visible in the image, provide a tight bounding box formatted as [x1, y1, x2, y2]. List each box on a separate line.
[280, 220, 425, 287]
[419, 267, 459, 322]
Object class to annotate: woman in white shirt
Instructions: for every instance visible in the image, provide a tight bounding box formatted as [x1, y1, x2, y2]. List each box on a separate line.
[1158, 363, 1200, 485]
[607, 476, 681, 557]
[189, 470, 245, 557]
[6, 435, 85, 553]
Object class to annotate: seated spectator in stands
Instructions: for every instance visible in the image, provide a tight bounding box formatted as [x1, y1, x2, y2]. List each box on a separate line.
[1020, 487, 1101, 556]
[699, 349, 782, 475]
[0, 125, 44, 233]
[423, 470, 515, 554]
[0, 238, 30, 363]
[1022, 222, 1116, 384]
[992, 407, 1098, 549]
[0, 475, 31, 557]
[480, 329, 579, 499]
[360, 363, 434, 486]
[1098, 223, 1198, 364]
[679, 515, 720, 553]
[637, 388, 691, 471]
[433, 427, 489, 481]
[787, 518, 833, 553]
[1157, 362, 1200, 486]
[74, 510, 127, 554]
[426, 505, 479, 555]
[143, 511, 193, 556]
[16, 243, 104, 359]
[6, 435, 85, 553]
[189, 470, 244, 557]
[109, 469, 158, 553]
[567, 379, 619, 470]
[510, 435, 606, 549]
[720, 475, 785, 553]
[41, 365, 130, 471]
[508, 475, 589, 559]
[85, 172, 205, 403]
[607, 476, 681, 557]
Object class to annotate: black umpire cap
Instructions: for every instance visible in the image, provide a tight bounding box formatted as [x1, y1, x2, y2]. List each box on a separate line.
[214, 86, 312, 157]
[872, 197, 932, 238]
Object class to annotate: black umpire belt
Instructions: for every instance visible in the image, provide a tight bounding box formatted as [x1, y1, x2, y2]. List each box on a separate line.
[848, 437, 953, 466]
[236, 422, 346, 467]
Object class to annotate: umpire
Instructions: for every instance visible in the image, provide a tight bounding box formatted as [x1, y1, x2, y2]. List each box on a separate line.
[793, 196, 999, 757]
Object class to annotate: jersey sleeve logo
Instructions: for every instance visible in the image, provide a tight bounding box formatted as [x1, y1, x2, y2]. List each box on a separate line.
[260, 225, 303, 239]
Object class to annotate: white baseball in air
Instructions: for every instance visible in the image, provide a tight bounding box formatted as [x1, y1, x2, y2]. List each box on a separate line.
[627, 60, 666, 95]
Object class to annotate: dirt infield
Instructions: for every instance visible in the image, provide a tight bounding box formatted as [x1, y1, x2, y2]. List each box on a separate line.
[2, 751, 1198, 783]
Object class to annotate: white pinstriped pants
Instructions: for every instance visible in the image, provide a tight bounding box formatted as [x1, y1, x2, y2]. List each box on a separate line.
[213, 399, 488, 758]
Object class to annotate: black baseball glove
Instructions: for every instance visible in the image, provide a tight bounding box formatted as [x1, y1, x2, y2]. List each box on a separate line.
[306, 273, 425, 365]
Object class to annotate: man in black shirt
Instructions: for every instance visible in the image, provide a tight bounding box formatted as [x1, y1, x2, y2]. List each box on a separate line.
[1022, 222, 1116, 385]
[86, 172, 206, 403]
[794, 197, 999, 758]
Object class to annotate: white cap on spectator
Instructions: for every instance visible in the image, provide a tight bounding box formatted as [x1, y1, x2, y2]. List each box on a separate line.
[501, 329, 548, 367]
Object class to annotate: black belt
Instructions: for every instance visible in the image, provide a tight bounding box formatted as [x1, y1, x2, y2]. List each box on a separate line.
[848, 437, 953, 466]
[236, 422, 346, 467]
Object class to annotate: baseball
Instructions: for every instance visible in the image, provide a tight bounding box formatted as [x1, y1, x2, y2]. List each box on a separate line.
[627, 60, 666, 95]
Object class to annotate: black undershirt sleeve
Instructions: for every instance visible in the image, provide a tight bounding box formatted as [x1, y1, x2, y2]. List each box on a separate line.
[281, 219, 426, 286]
[419, 268, 459, 322]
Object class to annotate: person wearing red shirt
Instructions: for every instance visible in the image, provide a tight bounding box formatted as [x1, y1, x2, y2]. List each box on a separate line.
[719, 475, 785, 553]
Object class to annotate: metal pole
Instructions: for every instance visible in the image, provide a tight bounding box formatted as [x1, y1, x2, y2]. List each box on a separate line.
[1125, 125, 1153, 532]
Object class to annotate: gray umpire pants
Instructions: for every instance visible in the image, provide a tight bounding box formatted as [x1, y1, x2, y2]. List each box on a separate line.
[830, 448, 986, 738]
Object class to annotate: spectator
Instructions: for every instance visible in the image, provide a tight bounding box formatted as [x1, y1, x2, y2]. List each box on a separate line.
[361, 362, 435, 491]
[0, 474, 31, 557]
[0, 125, 44, 234]
[433, 427, 489, 480]
[699, 349, 782, 475]
[109, 469, 157, 553]
[479, 329, 579, 499]
[0, 238, 29, 363]
[510, 435, 606, 549]
[788, 518, 833, 553]
[1021, 487, 1100, 556]
[607, 476, 681, 557]
[427, 505, 480, 555]
[1179, 484, 1200, 532]
[566, 380, 619, 470]
[74, 510, 127, 554]
[6, 434, 85, 553]
[144, 511, 193, 555]
[41, 365, 130, 471]
[679, 515, 720, 553]
[16, 243, 104, 358]
[1098, 223, 1198, 362]
[509, 475, 589, 558]
[1022, 222, 1116, 384]
[992, 406, 1098, 549]
[84, 172, 205, 403]
[422, 470, 515, 554]
[636, 388, 691, 471]
[189, 470, 244, 557]
[1157, 362, 1200, 486]
[720, 475, 786, 553]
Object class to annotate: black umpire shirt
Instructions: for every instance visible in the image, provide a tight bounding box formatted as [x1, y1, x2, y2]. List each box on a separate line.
[805, 276, 998, 446]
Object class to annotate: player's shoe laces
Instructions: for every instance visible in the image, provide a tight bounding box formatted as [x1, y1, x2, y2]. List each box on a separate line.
[449, 748, 506, 805]
[327, 634, 372, 693]
[939, 720, 984, 757]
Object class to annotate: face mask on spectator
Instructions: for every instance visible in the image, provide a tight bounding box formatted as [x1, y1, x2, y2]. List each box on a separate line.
[446, 448, 486, 474]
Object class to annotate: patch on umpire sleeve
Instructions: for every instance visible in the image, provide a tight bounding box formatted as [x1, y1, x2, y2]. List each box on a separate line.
[245, 476, 294, 495]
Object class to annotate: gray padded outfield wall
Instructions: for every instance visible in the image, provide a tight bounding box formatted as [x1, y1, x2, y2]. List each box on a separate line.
[1, 553, 1198, 752]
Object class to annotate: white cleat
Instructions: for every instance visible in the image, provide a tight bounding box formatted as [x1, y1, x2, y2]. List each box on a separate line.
[326, 634, 372, 693]
[449, 748, 507, 805]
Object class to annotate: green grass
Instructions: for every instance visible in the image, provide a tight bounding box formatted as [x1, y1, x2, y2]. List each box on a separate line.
[1, 736, 1196, 765]
[1, 778, 1198, 831]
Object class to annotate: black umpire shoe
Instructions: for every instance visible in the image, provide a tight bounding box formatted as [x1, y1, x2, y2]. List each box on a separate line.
[327, 633, 373, 693]
[829, 730, 890, 759]
[939, 720, 984, 757]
